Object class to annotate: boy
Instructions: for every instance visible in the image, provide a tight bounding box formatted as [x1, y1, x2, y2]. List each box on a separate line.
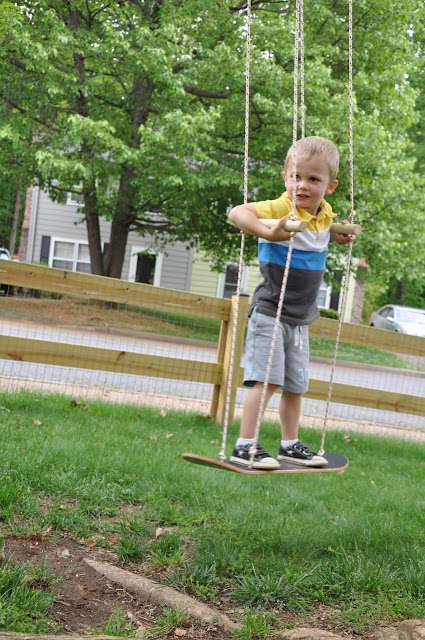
[228, 136, 351, 470]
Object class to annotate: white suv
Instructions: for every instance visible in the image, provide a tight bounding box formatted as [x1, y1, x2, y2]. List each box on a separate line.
[369, 304, 425, 337]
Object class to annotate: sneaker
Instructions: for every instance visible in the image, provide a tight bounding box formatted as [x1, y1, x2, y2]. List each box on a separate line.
[230, 443, 280, 470]
[277, 441, 328, 467]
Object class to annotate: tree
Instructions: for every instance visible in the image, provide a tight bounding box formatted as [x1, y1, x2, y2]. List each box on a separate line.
[0, 0, 251, 275]
[0, 0, 424, 288]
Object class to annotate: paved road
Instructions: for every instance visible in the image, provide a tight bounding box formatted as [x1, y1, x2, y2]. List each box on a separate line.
[0, 319, 424, 431]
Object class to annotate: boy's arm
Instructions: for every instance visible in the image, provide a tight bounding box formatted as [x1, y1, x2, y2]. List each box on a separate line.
[228, 204, 293, 242]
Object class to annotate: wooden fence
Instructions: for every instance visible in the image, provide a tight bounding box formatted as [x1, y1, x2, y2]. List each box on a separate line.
[0, 260, 424, 423]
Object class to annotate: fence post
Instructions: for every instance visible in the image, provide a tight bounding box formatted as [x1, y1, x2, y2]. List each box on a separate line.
[211, 294, 249, 428]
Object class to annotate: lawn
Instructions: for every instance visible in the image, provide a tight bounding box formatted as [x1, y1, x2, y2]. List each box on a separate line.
[1, 391, 425, 638]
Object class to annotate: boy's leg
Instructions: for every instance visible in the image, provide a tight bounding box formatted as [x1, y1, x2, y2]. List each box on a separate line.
[231, 308, 284, 469]
[240, 382, 278, 439]
[231, 382, 281, 469]
[277, 325, 327, 467]
[277, 390, 326, 466]
[279, 390, 302, 440]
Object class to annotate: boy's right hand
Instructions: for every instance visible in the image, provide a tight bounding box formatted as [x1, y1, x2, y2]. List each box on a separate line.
[228, 205, 298, 241]
[265, 217, 298, 242]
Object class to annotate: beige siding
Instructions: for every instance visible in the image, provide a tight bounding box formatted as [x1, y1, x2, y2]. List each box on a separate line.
[160, 243, 193, 290]
[190, 253, 261, 299]
[190, 253, 220, 296]
[245, 262, 261, 296]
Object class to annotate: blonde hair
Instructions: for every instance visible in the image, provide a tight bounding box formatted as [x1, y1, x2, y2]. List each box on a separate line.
[284, 136, 339, 181]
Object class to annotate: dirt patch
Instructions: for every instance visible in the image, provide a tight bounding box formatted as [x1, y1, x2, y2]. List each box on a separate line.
[0, 297, 166, 338]
[3, 535, 230, 639]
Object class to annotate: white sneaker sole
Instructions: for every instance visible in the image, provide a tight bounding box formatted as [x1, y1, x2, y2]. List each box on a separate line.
[230, 455, 280, 470]
[277, 454, 328, 467]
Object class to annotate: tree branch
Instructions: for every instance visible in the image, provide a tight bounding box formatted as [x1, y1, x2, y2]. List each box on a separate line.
[230, 0, 289, 14]
[91, 94, 127, 110]
[1, 96, 60, 133]
[184, 84, 230, 99]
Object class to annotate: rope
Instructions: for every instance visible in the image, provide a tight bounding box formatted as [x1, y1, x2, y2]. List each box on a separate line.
[299, 0, 305, 139]
[218, 0, 354, 463]
[318, 0, 355, 455]
[292, 0, 301, 145]
[218, 0, 252, 461]
[248, 0, 303, 465]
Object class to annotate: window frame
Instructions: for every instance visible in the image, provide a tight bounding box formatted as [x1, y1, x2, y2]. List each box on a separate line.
[317, 281, 332, 309]
[48, 237, 92, 273]
[66, 191, 85, 207]
[128, 244, 163, 286]
[217, 263, 248, 298]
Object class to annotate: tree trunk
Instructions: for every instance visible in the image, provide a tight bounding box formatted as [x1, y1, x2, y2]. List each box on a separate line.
[18, 187, 33, 261]
[83, 184, 104, 275]
[106, 164, 137, 278]
[395, 279, 404, 304]
[104, 77, 155, 279]
[9, 189, 21, 255]
[68, 9, 104, 276]
[106, 217, 131, 278]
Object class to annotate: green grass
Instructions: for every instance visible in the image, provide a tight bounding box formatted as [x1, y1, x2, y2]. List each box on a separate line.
[130, 305, 222, 342]
[0, 561, 60, 633]
[141, 608, 188, 639]
[1, 392, 425, 634]
[102, 607, 137, 637]
[310, 336, 412, 369]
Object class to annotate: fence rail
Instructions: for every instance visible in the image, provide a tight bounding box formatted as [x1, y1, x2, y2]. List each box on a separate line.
[0, 260, 230, 320]
[0, 260, 424, 424]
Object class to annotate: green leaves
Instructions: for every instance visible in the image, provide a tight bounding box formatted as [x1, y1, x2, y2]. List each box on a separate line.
[0, 0, 424, 290]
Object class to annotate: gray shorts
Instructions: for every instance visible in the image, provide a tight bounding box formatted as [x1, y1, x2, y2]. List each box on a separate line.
[243, 307, 309, 393]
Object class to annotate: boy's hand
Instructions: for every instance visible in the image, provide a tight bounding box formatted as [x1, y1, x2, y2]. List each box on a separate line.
[332, 219, 354, 244]
[266, 217, 298, 242]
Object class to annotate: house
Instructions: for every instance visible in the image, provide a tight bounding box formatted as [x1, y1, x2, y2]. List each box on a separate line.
[19, 187, 194, 291]
[19, 187, 359, 321]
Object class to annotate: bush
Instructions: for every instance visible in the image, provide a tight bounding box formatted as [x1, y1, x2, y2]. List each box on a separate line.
[319, 308, 338, 319]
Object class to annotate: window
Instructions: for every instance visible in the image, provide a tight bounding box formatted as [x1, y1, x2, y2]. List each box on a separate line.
[379, 306, 392, 318]
[317, 281, 331, 309]
[66, 191, 84, 206]
[217, 264, 247, 298]
[135, 252, 156, 284]
[222, 264, 239, 298]
[50, 239, 91, 273]
[128, 246, 163, 286]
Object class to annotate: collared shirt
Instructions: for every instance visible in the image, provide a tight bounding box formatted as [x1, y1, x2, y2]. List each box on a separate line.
[255, 191, 336, 232]
[250, 192, 336, 325]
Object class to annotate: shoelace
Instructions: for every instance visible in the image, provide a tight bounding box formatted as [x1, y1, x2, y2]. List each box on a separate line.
[292, 442, 315, 456]
[249, 444, 269, 458]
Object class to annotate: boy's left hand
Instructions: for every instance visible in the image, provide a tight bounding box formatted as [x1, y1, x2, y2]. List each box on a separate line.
[333, 220, 354, 244]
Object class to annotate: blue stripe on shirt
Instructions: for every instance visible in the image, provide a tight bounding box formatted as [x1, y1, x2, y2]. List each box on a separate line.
[258, 242, 327, 271]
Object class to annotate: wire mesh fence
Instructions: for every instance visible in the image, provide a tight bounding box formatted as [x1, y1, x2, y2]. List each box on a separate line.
[0, 260, 424, 445]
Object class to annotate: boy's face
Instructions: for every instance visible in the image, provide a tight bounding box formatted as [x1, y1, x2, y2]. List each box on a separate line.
[284, 153, 338, 215]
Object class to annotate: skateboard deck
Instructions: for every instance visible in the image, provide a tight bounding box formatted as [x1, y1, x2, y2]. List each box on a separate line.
[182, 452, 348, 475]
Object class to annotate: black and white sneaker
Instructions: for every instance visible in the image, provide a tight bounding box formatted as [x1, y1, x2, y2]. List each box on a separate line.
[277, 441, 328, 467]
[231, 443, 280, 470]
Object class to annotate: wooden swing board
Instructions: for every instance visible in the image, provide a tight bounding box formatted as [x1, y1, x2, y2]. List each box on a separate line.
[182, 452, 348, 476]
